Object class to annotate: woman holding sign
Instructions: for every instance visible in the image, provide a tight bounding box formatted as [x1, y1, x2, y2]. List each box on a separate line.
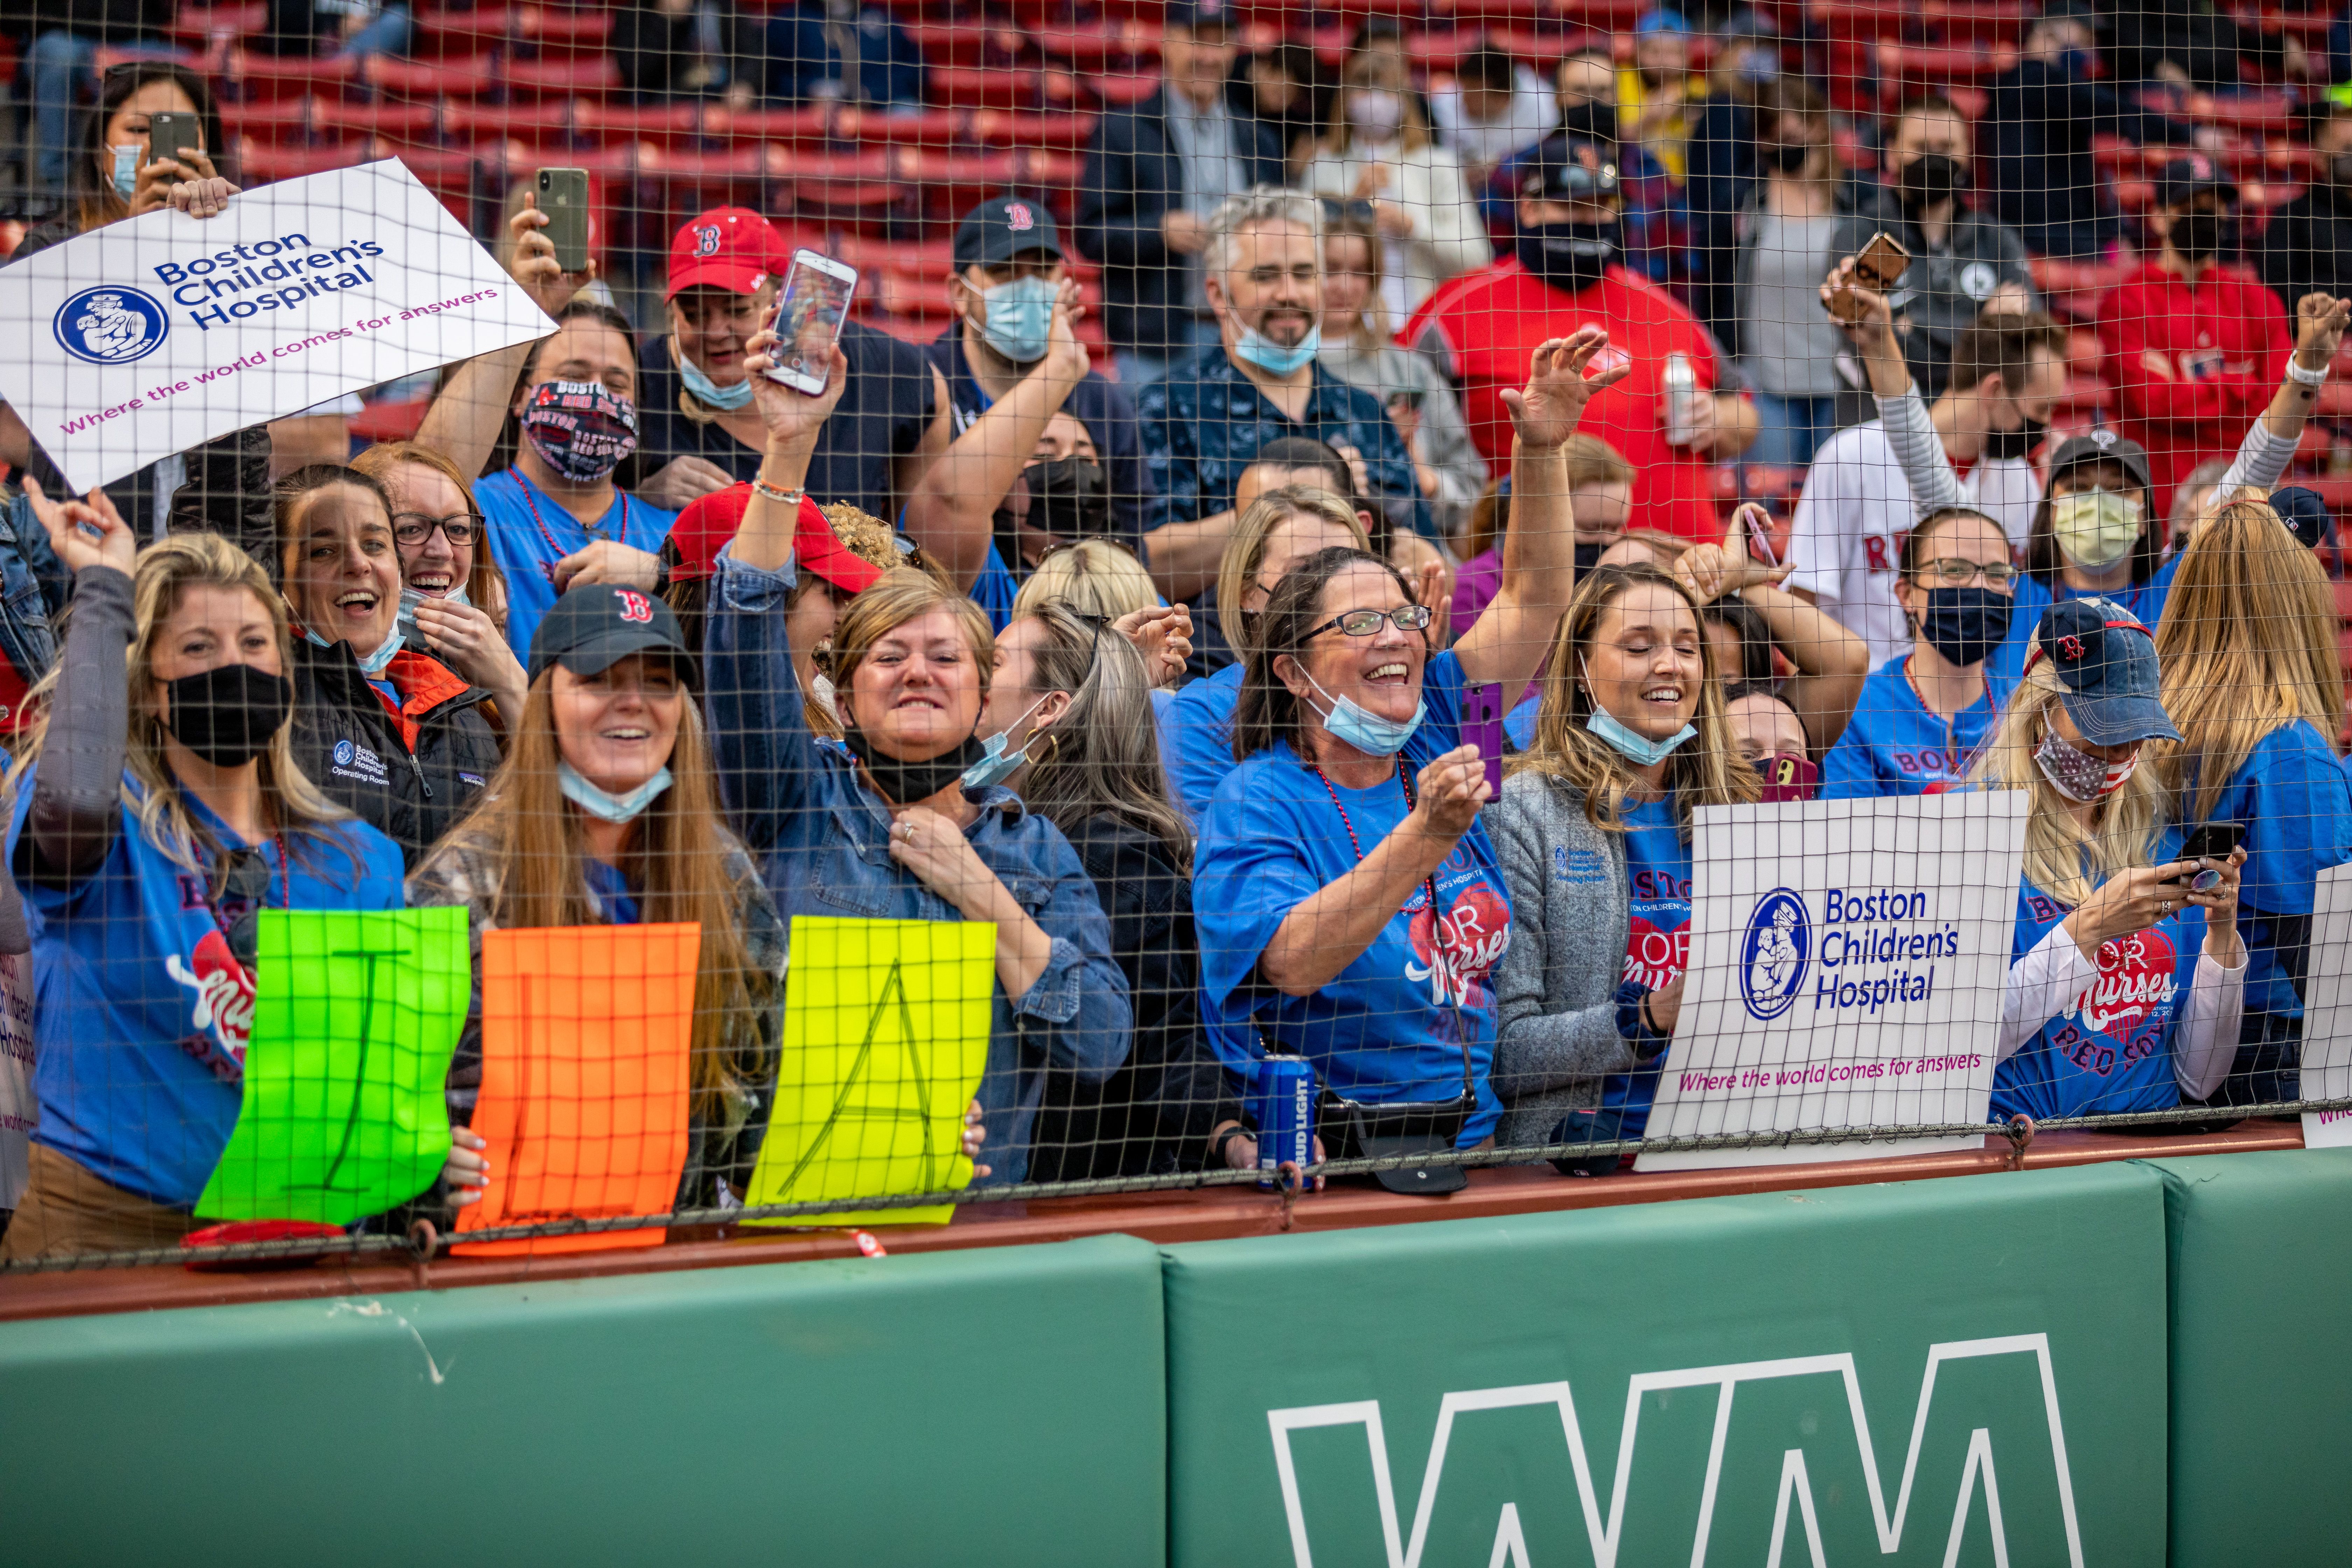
[1491, 564, 1757, 1174]
[0, 497, 403, 1261]
[704, 317, 1124, 1188]
[1973, 600, 2247, 1123]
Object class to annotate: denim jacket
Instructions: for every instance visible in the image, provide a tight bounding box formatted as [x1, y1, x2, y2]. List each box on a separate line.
[704, 550, 1134, 1185]
[0, 492, 68, 698]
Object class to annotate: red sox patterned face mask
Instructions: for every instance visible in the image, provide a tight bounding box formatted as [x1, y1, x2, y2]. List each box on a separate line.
[521, 379, 640, 484]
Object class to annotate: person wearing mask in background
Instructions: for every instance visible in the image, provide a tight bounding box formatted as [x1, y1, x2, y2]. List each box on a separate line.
[1139, 188, 1433, 606]
[2152, 494, 2352, 1109]
[1452, 434, 1630, 637]
[1301, 51, 1493, 325]
[1617, 9, 1703, 189]
[916, 197, 1148, 630]
[5, 64, 271, 566]
[1482, 45, 1681, 284]
[1077, 0, 1286, 389]
[256, 0, 413, 61]
[972, 603, 1239, 1182]
[1408, 135, 1755, 542]
[1670, 503, 1873, 757]
[1685, 7, 1783, 342]
[1975, 602, 2246, 1125]
[275, 465, 502, 863]
[612, 0, 750, 105]
[1731, 78, 1872, 470]
[1432, 41, 1558, 189]
[1796, 289, 2066, 667]
[1724, 682, 1818, 800]
[751, 0, 928, 111]
[0, 510, 402, 1261]
[1820, 506, 2017, 797]
[23, 1, 177, 202]
[415, 584, 789, 1221]
[2100, 156, 2291, 514]
[706, 325, 1130, 1185]
[1828, 94, 2038, 401]
[1489, 563, 1757, 1172]
[1232, 42, 1334, 174]
[1982, 0, 2213, 262]
[347, 442, 527, 726]
[1317, 204, 1488, 542]
[2109, 0, 2302, 97]
[2262, 102, 2352, 322]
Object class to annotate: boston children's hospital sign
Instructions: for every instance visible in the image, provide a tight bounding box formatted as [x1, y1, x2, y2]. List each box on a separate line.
[1638, 792, 2029, 1171]
[0, 159, 554, 492]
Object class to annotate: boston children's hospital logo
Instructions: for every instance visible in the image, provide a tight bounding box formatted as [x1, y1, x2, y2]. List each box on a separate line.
[1741, 887, 1811, 1021]
[54, 285, 169, 365]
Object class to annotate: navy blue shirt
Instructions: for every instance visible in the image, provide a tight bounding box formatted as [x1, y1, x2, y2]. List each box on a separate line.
[1137, 349, 1433, 538]
[633, 321, 938, 523]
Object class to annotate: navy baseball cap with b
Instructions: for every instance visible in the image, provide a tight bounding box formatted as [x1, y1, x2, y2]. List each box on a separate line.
[2025, 599, 2180, 747]
[528, 583, 695, 688]
[952, 195, 1064, 270]
[1520, 134, 1622, 203]
[1165, 0, 1233, 32]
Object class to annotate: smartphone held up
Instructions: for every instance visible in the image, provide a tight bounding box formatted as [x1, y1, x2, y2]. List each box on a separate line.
[764, 249, 859, 394]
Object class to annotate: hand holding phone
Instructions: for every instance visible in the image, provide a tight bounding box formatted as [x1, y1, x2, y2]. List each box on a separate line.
[147, 111, 200, 174]
[535, 168, 591, 275]
[2173, 821, 2245, 892]
[1464, 682, 1505, 798]
[1825, 232, 1910, 323]
[764, 249, 859, 394]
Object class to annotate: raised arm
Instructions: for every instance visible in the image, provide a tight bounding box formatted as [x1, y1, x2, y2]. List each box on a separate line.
[1676, 504, 1874, 752]
[1824, 255, 1968, 518]
[2218, 291, 2351, 491]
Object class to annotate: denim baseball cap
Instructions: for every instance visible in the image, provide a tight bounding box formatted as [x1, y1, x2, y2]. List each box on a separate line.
[2025, 598, 2179, 747]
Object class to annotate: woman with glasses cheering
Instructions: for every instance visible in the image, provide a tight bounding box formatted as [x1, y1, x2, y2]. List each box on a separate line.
[1821, 507, 2019, 797]
[0, 502, 402, 1261]
[351, 443, 526, 726]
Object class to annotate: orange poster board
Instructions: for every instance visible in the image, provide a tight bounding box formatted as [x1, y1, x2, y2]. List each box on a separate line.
[451, 923, 701, 1257]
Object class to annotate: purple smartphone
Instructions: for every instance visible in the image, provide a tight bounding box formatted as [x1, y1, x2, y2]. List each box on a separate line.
[1463, 683, 1505, 798]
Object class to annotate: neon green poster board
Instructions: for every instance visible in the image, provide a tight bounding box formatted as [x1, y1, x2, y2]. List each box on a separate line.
[744, 916, 995, 1227]
[196, 907, 469, 1223]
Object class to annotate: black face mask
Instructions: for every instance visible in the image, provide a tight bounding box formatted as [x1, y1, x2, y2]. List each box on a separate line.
[1573, 539, 1607, 573]
[841, 720, 985, 806]
[1556, 101, 1618, 145]
[163, 662, 294, 768]
[1916, 584, 2014, 667]
[2172, 209, 2224, 262]
[1897, 152, 1966, 214]
[993, 455, 1112, 575]
[1516, 220, 1619, 293]
[1982, 414, 2047, 461]
[1764, 141, 1811, 176]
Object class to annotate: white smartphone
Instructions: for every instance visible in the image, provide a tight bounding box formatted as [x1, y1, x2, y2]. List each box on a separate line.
[764, 248, 859, 394]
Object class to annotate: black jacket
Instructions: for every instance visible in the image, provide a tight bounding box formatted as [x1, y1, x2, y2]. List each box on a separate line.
[1981, 59, 2201, 240]
[2262, 182, 2352, 326]
[9, 0, 170, 42]
[1075, 88, 1285, 359]
[289, 638, 500, 866]
[1027, 812, 1238, 1182]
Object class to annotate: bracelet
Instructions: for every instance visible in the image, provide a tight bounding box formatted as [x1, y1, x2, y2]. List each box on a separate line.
[754, 478, 804, 506]
[2288, 358, 2329, 387]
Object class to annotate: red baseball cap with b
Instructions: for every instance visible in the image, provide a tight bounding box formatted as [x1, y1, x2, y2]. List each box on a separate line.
[667, 484, 891, 595]
[666, 207, 790, 301]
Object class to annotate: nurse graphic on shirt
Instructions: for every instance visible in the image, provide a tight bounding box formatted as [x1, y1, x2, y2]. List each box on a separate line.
[0, 503, 404, 1262]
[1973, 601, 2246, 1123]
[1494, 563, 1759, 1174]
[1822, 506, 2017, 797]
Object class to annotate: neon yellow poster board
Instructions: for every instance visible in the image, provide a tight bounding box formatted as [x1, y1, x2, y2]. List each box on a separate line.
[196, 907, 469, 1223]
[744, 917, 995, 1227]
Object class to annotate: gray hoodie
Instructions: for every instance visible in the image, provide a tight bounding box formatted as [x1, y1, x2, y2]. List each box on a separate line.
[1489, 770, 1640, 1151]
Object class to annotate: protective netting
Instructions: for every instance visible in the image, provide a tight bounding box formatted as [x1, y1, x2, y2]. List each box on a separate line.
[1, 0, 2349, 1272]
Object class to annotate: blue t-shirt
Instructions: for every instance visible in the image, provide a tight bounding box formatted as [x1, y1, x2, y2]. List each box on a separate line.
[7, 769, 406, 1208]
[580, 858, 642, 927]
[1988, 557, 2179, 694]
[2194, 720, 2352, 1019]
[1194, 650, 1511, 1144]
[1164, 661, 1244, 825]
[1991, 826, 2204, 1122]
[1504, 692, 1540, 751]
[477, 468, 680, 660]
[1596, 795, 1689, 1136]
[971, 542, 1018, 635]
[1821, 656, 2005, 798]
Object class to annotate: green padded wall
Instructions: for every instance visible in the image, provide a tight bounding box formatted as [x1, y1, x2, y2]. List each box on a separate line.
[1161, 1163, 2168, 1568]
[2150, 1146, 2352, 1568]
[0, 1233, 1167, 1568]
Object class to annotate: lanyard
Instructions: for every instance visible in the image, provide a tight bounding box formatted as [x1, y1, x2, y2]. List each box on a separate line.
[516, 472, 629, 586]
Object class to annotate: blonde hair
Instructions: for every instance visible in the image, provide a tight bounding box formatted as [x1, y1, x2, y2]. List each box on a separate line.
[1968, 660, 2169, 909]
[1508, 564, 1760, 834]
[428, 668, 770, 1118]
[824, 568, 997, 727]
[1012, 538, 1157, 622]
[2152, 497, 2345, 825]
[1214, 486, 1370, 657]
[350, 440, 512, 636]
[1321, 203, 1391, 349]
[11, 533, 354, 886]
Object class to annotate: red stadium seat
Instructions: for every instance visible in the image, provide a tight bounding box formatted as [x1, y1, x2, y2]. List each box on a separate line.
[519, 4, 616, 47]
[350, 396, 430, 443]
[970, 111, 1098, 149]
[220, 97, 315, 147]
[597, 101, 708, 149]
[337, 99, 442, 140]
[504, 52, 622, 98]
[903, 21, 988, 69]
[1920, 0, 2031, 44]
[412, 5, 515, 54]
[833, 106, 968, 150]
[365, 51, 499, 100]
[703, 104, 834, 147]
[172, 2, 266, 43]
[444, 98, 576, 150]
[232, 138, 368, 182]
[1041, 21, 1161, 72]
[224, 48, 358, 100]
[1086, 71, 1160, 107]
[931, 66, 1046, 112]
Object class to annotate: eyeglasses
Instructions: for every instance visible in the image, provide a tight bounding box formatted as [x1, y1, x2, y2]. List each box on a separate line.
[392, 511, 482, 548]
[1303, 604, 1434, 640]
[1912, 558, 2018, 588]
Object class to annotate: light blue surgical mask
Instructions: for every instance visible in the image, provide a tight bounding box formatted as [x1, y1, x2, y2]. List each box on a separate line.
[1585, 708, 1694, 767]
[558, 761, 674, 823]
[1236, 322, 1321, 376]
[679, 350, 756, 411]
[977, 276, 1057, 365]
[307, 625, 405, 677]
[1308, 672, 1423, 756]
[960, 692, 1055, 789]
[111, 144, 139, 200]
[395, 584, 470, 641]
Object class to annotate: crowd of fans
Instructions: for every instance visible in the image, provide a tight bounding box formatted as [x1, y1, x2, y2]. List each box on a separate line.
[8, 0, 2352, 1258]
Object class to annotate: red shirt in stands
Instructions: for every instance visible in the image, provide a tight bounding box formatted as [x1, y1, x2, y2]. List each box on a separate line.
[2098, 259, 2289, 514]
[1403, 257, 1731, 541]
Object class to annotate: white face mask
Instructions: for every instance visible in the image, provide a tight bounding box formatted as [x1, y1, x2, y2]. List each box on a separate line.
[1349, 90, 1407, 144]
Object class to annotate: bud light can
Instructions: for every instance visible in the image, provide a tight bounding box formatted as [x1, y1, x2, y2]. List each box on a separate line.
[1248, 1055, 1315, 1190]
